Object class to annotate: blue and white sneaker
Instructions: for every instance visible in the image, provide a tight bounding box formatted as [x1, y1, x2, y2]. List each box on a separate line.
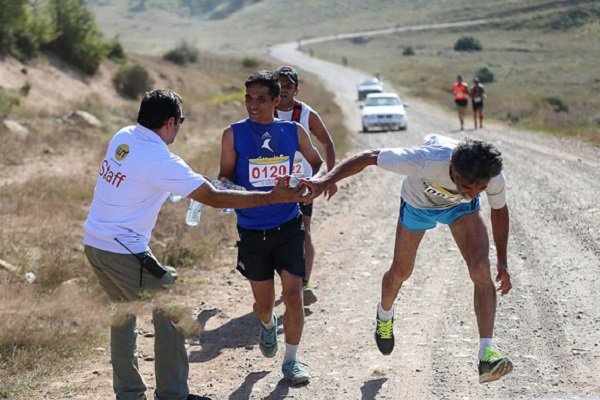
[258, 313, 278, 358]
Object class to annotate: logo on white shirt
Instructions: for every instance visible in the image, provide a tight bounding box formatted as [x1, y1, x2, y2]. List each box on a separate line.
[115, 144, 130, 161]
[423, 182, 470, 203]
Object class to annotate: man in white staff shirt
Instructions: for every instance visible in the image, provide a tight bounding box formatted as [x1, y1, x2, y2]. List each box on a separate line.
[83, 89, 307, 400]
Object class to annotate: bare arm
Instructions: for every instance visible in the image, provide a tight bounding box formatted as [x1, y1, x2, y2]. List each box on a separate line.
[303, 149, 380, 199]
[308, 111, 338, 198]
[297, 123, 324, 177]
[218, 127, 237, 182]
[308, 111, 336, 171]
[188, 179, 305, 208]
[491, 205, 512, 295]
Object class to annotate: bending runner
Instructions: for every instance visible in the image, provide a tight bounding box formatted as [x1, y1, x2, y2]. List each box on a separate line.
[304, 134, 513, 384]
[218, 71, 324, 385]
[274, 65, 338, 306]
[470, 77, 486, 129]
[452, 74, 470, 130]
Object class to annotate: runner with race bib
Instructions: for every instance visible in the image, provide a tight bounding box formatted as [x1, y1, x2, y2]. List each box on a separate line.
[218, 71, 324, 386]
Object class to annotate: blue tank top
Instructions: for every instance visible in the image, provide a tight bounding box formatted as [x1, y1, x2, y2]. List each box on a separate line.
[232, 118, 300, 229]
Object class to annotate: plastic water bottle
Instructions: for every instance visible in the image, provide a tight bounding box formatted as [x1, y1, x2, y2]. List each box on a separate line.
[288, 175, 299, 188]
[185, 199, 203, 226]
[211, 179, 246, 214]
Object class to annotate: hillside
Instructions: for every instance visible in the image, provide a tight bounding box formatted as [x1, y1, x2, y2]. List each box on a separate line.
[89, 0, 598, 54]
[89, 0, 600, 143]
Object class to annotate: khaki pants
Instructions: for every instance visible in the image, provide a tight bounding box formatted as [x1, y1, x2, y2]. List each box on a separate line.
[85, 245, 189, 400]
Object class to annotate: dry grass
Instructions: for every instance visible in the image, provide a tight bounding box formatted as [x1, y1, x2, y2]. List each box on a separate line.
[0, 50, 349, 396]
[306, 20, 600, 144]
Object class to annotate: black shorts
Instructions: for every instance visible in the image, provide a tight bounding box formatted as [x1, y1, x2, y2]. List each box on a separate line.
[236, 214, 305, 281]
[455, 99, 468, 107]
[300, 202, 313, 217]
[472, 102, 484, 111]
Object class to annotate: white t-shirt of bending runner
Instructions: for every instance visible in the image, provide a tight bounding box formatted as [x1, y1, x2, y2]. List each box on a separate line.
[83, 124, 205, 254]
[376, 134, 506, 210]
[276, 101, 314, 178]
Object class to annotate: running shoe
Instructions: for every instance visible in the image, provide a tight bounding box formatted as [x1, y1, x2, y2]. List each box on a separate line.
[478, 347, 513, 383]
[258, 313, 278, 358]
[282, 360, 310, 385]
[374, 316, 394, 355]
[302, 281, 318, 306]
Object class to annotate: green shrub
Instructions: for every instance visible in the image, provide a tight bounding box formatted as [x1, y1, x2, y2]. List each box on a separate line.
[454, 36, 482, 52]
[544, 96, 569, 113]
[113, 64, 154, 99]
[106, 38, 126, 62]
[163, 41, 199, 65]
[402, 46, 415, 56]
[475, 67, 494, 83]
[241, 57, 259, 68]
[46, 0, 109, 75]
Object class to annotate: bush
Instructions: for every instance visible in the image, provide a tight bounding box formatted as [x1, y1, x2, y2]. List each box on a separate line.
[241, 57, 259, 68]
[113, 64, 154, 99]
[106, 38, 126, 62]
[544, 96, 569, 113]
[349, 36, 371, 45]
[454, 36, 482, 52]
[475, 67, 494, 83]
[163, 42, 198, 65]
[46, 0, 109, 75]
[402, 47, 415, 56]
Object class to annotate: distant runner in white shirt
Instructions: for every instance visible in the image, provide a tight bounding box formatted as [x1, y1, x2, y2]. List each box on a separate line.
[274, 65, 338, 306]
[304, 134, 513, 384]
[83, 89, 308, 400]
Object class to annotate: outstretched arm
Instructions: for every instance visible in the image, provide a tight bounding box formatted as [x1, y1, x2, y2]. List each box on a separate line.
[303, 149, 380, 199]
[308, 110, 338, 198]
[491, 205, 512, 295]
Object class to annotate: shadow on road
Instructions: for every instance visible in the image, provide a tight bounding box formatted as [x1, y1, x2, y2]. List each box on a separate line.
[189, 308, 283, 363]
[360, 377, 388, 400]
[228, 370, 270, 400]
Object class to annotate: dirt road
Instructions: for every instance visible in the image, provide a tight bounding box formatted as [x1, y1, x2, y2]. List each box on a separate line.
[43, 42, 600, 399]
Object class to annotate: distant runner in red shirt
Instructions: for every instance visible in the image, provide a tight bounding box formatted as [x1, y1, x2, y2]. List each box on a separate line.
[452, 74, 470, 130]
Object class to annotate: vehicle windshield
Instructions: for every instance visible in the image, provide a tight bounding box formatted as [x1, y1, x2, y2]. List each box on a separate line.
[365, 97, 401, 106]
[361, 78, 380, 85]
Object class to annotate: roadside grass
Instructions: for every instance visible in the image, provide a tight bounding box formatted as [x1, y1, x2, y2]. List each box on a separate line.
[305, 21, 600, 144]
[0, 51, 349, 396]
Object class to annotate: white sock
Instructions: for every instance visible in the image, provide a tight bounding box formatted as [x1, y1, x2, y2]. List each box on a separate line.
[377, 302, 394, 321]
[261, 313, 275, 330]
[283, 343, 298, 364]
[479, 338, 494, 359]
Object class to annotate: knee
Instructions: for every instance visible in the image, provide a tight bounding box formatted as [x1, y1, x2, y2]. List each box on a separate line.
[468, 260, 493, 286]
[282, 288, 303, 310]
[387, 261, 412, 283]
[253, 300, 273, 317]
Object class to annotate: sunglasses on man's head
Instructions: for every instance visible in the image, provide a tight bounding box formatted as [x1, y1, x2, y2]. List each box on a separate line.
[276, 66, 298, 77]
[177, 116, 185, 125]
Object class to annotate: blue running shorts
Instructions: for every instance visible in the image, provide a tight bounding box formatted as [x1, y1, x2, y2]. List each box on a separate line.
[399, 197, 480, 232]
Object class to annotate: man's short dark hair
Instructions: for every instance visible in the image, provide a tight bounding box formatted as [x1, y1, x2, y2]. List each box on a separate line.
[137, 89, 183, 129]
[451, 138, 503, 182]
[245, 70, 280, 100]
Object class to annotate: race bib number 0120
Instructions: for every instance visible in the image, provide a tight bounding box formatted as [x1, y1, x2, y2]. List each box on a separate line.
[248, 156, 291, 187]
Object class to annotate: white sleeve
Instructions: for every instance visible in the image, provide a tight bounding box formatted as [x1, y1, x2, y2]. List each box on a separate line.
[149, 152, 206, 197]
[485, 171, 507, 209]
[376, 147, 429, 176]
